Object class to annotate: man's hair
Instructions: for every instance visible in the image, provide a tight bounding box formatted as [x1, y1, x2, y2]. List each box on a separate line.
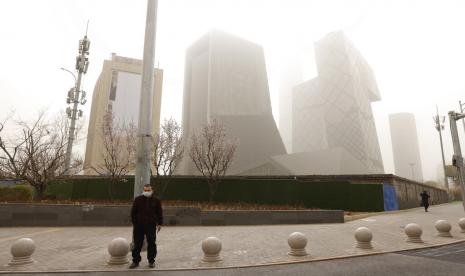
[143, 184, 152, 188]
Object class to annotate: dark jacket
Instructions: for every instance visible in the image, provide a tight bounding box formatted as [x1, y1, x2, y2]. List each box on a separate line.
[420, 192, 430, 206]
[131, 194, 163, 225]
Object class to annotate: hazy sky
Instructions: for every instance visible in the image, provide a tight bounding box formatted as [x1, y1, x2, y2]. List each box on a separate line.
[1, 0, 465, 181]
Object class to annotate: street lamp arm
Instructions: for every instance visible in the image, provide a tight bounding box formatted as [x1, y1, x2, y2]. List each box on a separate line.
[60, 67, 77, 84]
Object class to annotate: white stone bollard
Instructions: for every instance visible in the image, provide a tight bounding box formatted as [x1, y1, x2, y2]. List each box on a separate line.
[458, 218, 465, 233]
[201, 237, 223, 262]
[435, 220, 453, 237]
[107, 238, 130, 265]
[404, 223, 423, 243]
[355, 227, 373, 249]
[287, 232, 308, 256]
[9, 238, 36, 265]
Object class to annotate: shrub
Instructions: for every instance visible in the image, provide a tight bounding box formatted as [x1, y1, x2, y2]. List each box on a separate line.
[0, 185, 34, 202]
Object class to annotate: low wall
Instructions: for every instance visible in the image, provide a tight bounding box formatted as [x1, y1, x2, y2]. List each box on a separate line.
[295, 174, 450, 210]
[390, 177, 449, 209]
[41, 174, 449, 212]
[0, 204, 344, 227]
[200, 210, 343, 225]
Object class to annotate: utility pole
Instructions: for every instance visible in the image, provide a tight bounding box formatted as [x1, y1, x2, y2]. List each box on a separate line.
[449, 111, 465, 211]
[459, 101, 465, 132]
[63, 24, 90, 174]
[134, 0, 158, 197]
[434, 106, 449, 189]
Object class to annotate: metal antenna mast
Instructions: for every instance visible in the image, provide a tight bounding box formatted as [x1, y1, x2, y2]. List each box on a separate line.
[434, 106, 449, 189]
[63, 24, 90, 174]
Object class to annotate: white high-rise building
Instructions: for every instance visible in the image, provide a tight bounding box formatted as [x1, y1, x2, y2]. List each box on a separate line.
[278, 57, 303, 153]
[389, 113, 423, 181]
[84, 54, 163, 174]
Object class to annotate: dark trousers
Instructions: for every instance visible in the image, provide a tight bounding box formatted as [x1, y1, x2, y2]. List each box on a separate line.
[421, 200, 429, 212]
[132, 224, 157, 264]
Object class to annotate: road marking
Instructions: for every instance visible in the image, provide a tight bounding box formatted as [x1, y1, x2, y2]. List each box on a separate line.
[431, 248, 465, 257]
[0, 228, 62, 242]
[407, 243, 465, 257]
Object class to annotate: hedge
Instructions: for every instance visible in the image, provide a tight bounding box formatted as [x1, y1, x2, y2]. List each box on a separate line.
[46, 178, 133, 200]
[157, 178, 384, 211]
[0, 185, 34, 202]
[45, 177, 384, 211]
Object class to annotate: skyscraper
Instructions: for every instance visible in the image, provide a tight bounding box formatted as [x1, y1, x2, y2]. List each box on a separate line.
[180, 30, 286, 175]
[389, 113, 423, 181]
[84, 54, 163, 174]
[278, 56, 303, 153]
[292, 31, 384, 174]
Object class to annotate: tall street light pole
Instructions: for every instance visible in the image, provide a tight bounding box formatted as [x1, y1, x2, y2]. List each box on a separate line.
[63, 29, 90, 174]
[459, 101, 465, 132]
[134, 0, 158, 197]
[448, 111, 465, 211]
[434, 106, 449, 189]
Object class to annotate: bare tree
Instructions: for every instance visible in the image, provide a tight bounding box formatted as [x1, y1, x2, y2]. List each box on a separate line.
[152, 118, 184, 176]
[91, 112, 136, 197]
[0, 114, 29, 181]
[188, 119, 237, 201]
[151, 118, 184, 196]
[0, 112, 83, 199]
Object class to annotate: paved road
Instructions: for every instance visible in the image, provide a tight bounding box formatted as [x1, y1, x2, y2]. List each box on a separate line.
[4, 242, 465, 276]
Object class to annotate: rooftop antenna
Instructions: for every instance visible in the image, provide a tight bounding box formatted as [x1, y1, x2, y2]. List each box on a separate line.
[85, 20, 89, 37]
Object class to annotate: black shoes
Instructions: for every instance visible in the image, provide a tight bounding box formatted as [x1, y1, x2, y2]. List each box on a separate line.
[129, 262, 155, 269]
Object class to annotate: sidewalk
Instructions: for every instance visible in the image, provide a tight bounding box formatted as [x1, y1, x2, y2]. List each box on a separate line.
[1, 202, 465, 272]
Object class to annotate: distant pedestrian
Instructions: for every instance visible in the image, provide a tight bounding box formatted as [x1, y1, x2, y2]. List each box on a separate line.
[420, 190, 430, 212]
[129, 184, 163, 269]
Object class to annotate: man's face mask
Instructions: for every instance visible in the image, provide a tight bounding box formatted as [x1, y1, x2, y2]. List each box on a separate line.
[142, 191, 153, 197]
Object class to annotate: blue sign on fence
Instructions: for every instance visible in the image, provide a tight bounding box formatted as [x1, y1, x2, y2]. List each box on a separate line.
[383, 183, 399, 211]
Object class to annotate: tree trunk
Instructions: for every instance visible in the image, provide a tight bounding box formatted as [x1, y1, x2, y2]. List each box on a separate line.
[34, 183, 45, 201]
[207, 179, 218, 202]
[108, 178, 115, 200]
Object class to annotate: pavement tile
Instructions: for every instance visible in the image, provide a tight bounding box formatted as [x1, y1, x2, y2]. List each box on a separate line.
[0, 202, 464, 272]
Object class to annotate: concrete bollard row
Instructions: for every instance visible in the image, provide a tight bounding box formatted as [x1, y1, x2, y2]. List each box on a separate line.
[7, 217, 465, 266]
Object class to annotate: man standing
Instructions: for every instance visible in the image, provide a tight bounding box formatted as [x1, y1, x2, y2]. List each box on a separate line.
[130, 184, 163, 269]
